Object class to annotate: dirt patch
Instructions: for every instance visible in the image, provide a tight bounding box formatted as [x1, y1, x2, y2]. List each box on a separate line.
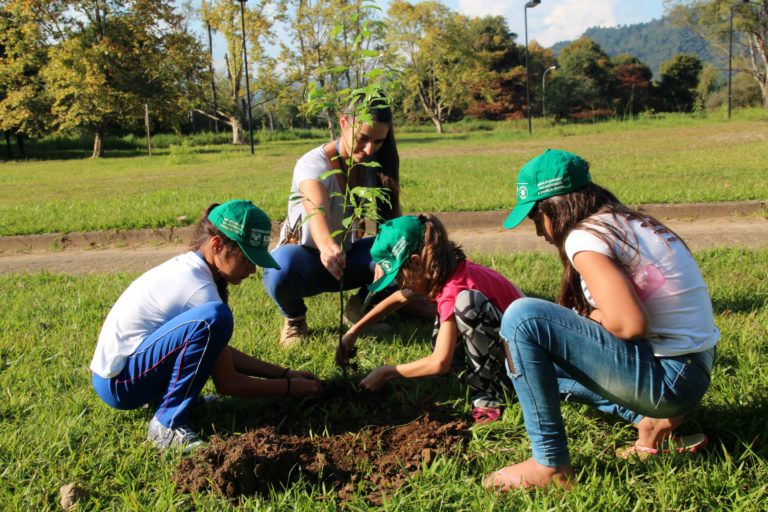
[174, 387, 468, 505]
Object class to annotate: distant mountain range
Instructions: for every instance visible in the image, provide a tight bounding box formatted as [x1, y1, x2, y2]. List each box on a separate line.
[550, 17, 723, 79]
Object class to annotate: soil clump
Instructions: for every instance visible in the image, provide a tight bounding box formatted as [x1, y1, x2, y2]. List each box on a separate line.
[174, 383, 468, 504]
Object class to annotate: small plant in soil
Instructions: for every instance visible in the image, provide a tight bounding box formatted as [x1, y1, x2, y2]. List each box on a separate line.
[300, 1, 400, 376]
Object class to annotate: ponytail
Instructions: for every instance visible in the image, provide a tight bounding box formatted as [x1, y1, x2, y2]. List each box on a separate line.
[415, 214, 465, 299]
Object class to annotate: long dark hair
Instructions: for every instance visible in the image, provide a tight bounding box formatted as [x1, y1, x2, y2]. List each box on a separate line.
[345, 93, 400, 221]
[403, 214, 465, 300]
[536, 183, 687, 314]
[189, 203, 239, 304]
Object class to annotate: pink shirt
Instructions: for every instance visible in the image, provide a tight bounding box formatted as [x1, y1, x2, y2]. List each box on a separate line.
[435, 260, 524, 322]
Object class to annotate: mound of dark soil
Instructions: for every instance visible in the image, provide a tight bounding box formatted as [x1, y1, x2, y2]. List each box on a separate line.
[173, 399, 468, 504]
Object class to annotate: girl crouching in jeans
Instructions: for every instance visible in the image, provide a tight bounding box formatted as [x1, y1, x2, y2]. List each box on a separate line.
[486, 150, 718, 489]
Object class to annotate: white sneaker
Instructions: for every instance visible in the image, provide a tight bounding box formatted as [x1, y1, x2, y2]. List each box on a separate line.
[146, 416, 206, 453]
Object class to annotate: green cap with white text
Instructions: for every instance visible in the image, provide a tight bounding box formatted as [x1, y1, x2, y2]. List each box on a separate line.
[503, 149, 591, 229]
[368, 216, 425, 293]
[208, 200, 280, 269]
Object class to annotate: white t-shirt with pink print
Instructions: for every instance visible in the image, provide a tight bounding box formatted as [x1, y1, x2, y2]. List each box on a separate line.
[564, 213, 719, 357]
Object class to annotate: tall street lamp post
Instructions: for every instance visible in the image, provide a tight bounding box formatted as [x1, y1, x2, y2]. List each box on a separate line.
[238, 0, 255, 154]
[542, 65, 556, 117]
[524, 0, 541, 135]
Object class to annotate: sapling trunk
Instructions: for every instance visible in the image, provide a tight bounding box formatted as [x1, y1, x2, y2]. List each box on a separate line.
[338, 278, 348, 379]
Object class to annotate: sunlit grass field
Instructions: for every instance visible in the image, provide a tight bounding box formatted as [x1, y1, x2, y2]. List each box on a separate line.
[1, 109, 767, 236]
[1, 248, 767, 510]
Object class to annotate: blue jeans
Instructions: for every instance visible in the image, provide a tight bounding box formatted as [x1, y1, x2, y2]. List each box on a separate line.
[262, 237, 377, 318]
[501, 298, 714, 468]
[92, 302, 233, 428]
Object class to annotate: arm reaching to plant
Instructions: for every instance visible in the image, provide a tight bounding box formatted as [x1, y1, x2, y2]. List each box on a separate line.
[299, 178, 346, 280]
[212, 346, 322, 398]
[336, 288, 420, 366]
[227, 346, 319, 381]
[359, 318, 458, 392]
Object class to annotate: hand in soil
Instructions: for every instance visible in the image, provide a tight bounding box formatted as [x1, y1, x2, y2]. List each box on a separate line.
[289, 378, 323, 397]
[336, 331, 358, 367]
[287, 369, 320, 382]
[359, 365, 394, 392]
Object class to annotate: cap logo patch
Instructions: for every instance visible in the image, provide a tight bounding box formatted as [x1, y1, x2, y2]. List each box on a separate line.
[379, 259, 393, 272]
[518, 185, 528, 200]
[249, 228, 270, 248]
[220, 217, 245, 235]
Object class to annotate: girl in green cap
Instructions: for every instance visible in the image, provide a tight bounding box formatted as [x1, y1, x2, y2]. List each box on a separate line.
[337, 214, 524, 424]
[90, 201, 322, 453]
[486, 150, 718, 490]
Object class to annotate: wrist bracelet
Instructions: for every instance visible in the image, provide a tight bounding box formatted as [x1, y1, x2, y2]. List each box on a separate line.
[285, 376, 292, 397]
[281, 367, 290, 378]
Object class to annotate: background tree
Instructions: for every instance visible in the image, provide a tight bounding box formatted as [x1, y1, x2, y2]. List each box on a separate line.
[667, 0, 768, 108]
[386, 0, 477, 133]
[464, 15, 526, 120]
[281, 0, 355, 137]
[697, 62, 724, 109]
[38, 0, 207, 158]
[0, 0, 50, 158]
[658, 53, 703, 111]
[551, 37, 617, 119]
[199, 0, 275, 144]
[612, 54, 654, 116]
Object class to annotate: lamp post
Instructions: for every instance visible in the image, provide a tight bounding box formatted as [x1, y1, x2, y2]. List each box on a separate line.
[238, 0, 255, 154]
[524, 0, 541, 135]
[542, 65, 556, 117]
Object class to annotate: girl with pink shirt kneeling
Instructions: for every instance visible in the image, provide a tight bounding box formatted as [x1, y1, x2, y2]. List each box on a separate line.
[336, 214, 524, 424]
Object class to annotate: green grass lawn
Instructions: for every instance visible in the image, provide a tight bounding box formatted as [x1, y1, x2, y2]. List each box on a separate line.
[1, 110, 767, 236]
[1, 248, 766, 510]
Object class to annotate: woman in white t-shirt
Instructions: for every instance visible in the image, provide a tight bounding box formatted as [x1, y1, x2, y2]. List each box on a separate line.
[90, 201, 321, 452]
[263, 94, 405, 347]
[485, 150, 719, 490]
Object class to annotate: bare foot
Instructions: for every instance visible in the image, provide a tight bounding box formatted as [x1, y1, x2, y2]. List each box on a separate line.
[484, 458, 574, 491]
[635, 415, 684, 449]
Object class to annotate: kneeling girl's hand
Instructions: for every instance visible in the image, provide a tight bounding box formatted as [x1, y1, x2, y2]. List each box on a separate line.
[336, 330, 358, 366]
[287, 369, 320, 381]
[289, 377, 323, 397]
[359, 366, 395, 392]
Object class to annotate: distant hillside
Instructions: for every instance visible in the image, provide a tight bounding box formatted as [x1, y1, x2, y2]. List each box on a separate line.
[550, 17, 722, 79]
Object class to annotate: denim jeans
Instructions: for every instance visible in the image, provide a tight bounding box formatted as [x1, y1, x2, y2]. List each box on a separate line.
[501, 298, 714, 467]
[92, 302, 233, 428]
[262, 237, 377, 318]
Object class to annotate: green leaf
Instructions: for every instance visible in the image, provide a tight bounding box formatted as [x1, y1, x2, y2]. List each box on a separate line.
[319, 169, 343, 180]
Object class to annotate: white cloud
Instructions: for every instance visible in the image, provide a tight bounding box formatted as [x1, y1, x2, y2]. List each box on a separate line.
[454, 0, 664, 47]
[538, 0, 623, 46]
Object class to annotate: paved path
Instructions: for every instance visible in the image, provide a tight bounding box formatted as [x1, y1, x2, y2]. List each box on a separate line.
[1, 201, 765, 275]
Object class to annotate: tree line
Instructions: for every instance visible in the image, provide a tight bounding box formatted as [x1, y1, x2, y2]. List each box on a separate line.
[1, 0, 766, 158]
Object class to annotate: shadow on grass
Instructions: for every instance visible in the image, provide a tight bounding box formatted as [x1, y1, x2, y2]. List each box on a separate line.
[195, 374, 466, 440]
[711, 293, 768, 315]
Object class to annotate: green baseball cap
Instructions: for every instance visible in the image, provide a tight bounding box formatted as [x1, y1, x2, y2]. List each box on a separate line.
[368, 216, 425, 293]
[208, 200, 280, 269]
[503, 149, 591, 229]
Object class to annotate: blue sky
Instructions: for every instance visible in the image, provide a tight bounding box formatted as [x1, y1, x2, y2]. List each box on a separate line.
[444, 0, 666, 47]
